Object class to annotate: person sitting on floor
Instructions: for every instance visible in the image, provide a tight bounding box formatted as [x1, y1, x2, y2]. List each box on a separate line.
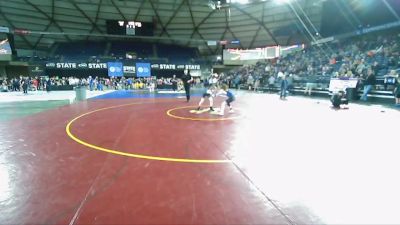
[331, 90, 349, 109]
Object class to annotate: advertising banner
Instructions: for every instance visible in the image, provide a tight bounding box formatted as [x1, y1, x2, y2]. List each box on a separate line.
[43, 61, 200, 76]
[329, 78, 358, 92]
[107, 62, 123, 77]
[178, 64, 201, 70]
[29, 65, 44, 76]
[151, 64, 201, 70]
[0, 38, 12, 61]
[136, 62, 151, 77]
[45, 62, 108, 69]
[123, 65, 136, 76]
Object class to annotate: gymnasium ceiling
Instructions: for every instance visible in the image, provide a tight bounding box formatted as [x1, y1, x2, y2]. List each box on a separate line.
[0, 0, 323, 54]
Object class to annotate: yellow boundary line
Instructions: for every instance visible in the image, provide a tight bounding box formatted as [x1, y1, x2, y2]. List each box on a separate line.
[166, 106, 242, 121]
[66, 102, 231, 163]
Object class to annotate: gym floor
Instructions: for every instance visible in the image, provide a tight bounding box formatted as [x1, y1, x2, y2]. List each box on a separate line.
[1, 90, 399, 224]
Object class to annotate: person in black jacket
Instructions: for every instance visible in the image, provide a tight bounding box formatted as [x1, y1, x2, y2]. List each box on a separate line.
[331, 91, 348, 109]
[46, 78, 51, 92]
[22, 77, 28, 94]
[181, 70, 193, 102]
[171, 75, 178, 92]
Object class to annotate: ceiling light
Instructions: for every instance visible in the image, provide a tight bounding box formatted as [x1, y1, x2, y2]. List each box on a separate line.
[241, 0, 249, 3]
[275, 0, 291, 4]
[230, 0, 249, 4]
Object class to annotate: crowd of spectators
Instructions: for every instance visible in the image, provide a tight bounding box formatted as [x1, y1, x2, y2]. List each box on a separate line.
[0, 75, 204, 93]
[0, 76, 154, 93]
[223, 32, 400, 97]
[1, 77, 47, 92]
[2, 31, 399, 105]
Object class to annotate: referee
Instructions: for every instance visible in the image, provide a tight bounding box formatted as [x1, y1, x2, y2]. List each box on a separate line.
[181, 69, 193, 102]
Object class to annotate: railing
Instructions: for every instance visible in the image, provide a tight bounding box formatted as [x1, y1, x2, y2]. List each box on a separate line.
[237, 83, 395, 102]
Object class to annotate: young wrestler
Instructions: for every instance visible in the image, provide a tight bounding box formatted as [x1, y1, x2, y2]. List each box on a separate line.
[197, 85, 218, 112]
[208, 72, 219, 86]
[197, 72, 220, 112]
[216, 84, 235, 116]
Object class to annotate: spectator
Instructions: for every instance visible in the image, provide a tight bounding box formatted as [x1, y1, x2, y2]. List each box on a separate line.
[171, 75, 178, 92]
[234, 74, 241, 89]
[46, 78, 51, 92]
[331, 91, 349, 109]
[360, 68, 376, 101]
[22, 77, 28, 94]
[280, 74, 288, 100]
[247, 74, 254, 90]
[286, 74, 294, 94]
[13, 78, 19, 91]
[32, 78, 38, 91]
[384, 69, 398, 90]
[97, 78, 103, 91]
[253, 78, 260, 92]
[1, 79, 8, 92]
[304, 75, 318, 96]
[89, 76, 94, 91]
[394, 75, 400, 106]
[268, 75, 275, 93]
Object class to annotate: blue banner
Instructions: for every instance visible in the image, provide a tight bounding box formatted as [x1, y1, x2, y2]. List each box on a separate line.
[136, 62, 151, 77]
[107, 62, 123, 77]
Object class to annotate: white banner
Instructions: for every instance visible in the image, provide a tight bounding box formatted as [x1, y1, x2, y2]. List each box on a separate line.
[45, 62, 108, 69]
[123, 66, 135, 74]
[329, 78, 358, 92]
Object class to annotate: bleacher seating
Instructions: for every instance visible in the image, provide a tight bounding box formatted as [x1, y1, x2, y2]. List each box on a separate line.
[109, 41, 153, 59]
[157, 44, 198, 64]
[55, 41, 106, 60]
[223, 31, 399, 103]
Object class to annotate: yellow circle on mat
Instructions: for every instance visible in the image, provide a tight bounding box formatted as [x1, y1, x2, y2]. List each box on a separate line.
[66, 102, 230, 163]
[166, 106, 241, 121]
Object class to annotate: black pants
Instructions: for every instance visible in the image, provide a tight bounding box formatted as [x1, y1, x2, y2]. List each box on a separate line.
[226, 97, 235, 106]
[184, 84, 190, 101]
[332, 99, 348, 108]
[23, 84, 28, 93]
